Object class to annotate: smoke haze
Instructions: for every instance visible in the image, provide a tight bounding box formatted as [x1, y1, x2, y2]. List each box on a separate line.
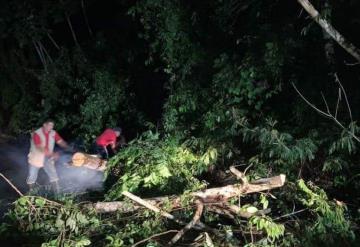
[0, 136, 104, 200]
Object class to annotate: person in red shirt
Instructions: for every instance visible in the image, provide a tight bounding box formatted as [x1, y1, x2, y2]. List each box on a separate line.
[27, 119, 69, 193]
[95, 127, 122, 159]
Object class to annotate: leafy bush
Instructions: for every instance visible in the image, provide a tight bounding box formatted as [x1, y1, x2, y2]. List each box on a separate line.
[297, 179, 355, 245]
[106, 130, 217, 200]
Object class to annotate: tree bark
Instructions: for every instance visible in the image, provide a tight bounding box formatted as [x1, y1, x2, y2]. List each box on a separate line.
[297, 0, 360, 62]
[192, 174, 285, 203]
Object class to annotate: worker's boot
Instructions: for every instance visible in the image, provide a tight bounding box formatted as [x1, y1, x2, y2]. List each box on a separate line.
[50, 181, 60, 194]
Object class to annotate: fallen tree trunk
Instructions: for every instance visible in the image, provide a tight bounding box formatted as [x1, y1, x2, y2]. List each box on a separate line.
[193, 174, 285, 203]
[90, 174, 285, 213]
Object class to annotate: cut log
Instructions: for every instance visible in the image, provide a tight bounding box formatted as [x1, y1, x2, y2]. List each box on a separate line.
[71, 152, 107, 171]
[89, 174, 286, 213]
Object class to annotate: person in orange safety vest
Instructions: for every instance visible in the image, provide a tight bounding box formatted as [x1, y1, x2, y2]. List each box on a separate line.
[27, 119, 69, 193]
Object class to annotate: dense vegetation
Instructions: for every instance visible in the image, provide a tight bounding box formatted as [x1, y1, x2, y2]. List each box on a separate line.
[1, 0, 360, 246]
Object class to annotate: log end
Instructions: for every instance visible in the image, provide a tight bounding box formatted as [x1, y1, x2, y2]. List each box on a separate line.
[279, 174, 286, 186]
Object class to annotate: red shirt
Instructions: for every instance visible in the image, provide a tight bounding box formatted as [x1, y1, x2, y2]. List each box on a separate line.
[96, 129, 117, 147]
[33, 128, 63, 155]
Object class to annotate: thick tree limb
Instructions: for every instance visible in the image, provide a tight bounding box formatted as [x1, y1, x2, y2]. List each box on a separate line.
[122, 191, 180, 223]
[91, 174, 286, 213]
[297, 0, 360, 62]
[91, 196, 181, 213]
[102, 173, 285, 244]
[193, 174, 285, 203]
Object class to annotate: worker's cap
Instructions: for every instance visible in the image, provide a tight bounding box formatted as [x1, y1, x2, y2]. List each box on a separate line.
[113, 127, 122, 134]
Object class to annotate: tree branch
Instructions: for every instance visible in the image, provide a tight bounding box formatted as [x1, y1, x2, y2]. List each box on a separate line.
[81, 0, 93, 37]
[292, 82, 360, 143]
[168, 200, 204, 245]
[297, 0, 360, 62]
[65, 13, 79, 47]
[0, 172, 24, 196]
[47, 33, 60, 50]
[334, 73, 353, 122]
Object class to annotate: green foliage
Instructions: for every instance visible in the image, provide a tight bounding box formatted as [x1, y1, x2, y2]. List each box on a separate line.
[328, 122, 359, 156]
[128, 0, 203, 79]
[249, 216, 285, 243]
[241, 119, 317, 167]
[1, 196, 100, 246]
[106, 130, 216, 199]
[297, 180, 355, 245]
[1, 196, 169, 247]
[322, 122, 360, 187]
[104, 212, 165, 247]
[79, 70, 126, 143]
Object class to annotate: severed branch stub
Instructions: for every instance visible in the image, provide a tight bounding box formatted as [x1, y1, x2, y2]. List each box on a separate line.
[230, 165, 248, 185]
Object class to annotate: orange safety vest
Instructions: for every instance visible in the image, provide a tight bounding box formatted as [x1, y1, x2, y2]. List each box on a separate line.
[27, 128, 56, 167]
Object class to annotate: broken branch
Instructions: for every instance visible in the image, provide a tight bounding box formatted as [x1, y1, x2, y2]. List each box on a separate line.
[168, 200, 204, 245]
[0, 172, 24, 197]
[230, 166, 248, 185]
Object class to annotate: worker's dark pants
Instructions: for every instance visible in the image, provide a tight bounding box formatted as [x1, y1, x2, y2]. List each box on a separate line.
[92, 144, 115, 159]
